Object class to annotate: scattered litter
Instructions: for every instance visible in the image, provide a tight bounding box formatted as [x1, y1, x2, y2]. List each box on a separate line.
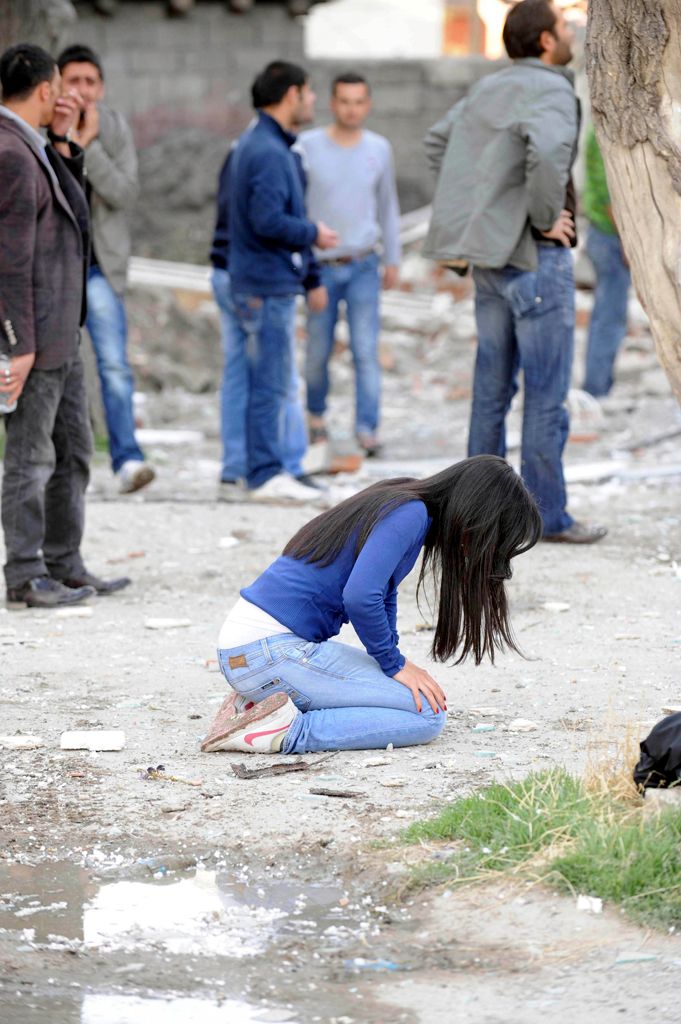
[139, 765, 203, 787]
[138, 855, 197, 874]
[308, 788, 364, 799]
[614, 952, 659, 965]
[380, 778, 407, 788]
[160, 797, 191, 814]
[344, 957, 404, 972]
[231, 751, 338, 780]
[0, 734, 44, 750]
[55, 606, 93, 619]
[577, 894, 603, 914]
[507, 719, 539, 733]
[415, 622, 434, 632]
[362, 757, 393, 767]
[60, 730, 125, 751]
[470, 706, 501, 717]
[474, 750, 498, 759]
[386, 742, 394, 752]
[202, 658, 220, 672]
[541, 602, 570, 613]
[643, 788, 681, 811]
[218, 536, 240, 550]
[472, 723, 496, 733]
[615, 634, 640, 641]
[144, 618, 192, 630]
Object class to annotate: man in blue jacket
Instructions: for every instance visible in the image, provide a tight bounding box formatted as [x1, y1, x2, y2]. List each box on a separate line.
[229, 61, 338, 503]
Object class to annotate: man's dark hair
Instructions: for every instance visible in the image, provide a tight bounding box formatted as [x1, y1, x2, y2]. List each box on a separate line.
[502, 0, 557, 60]
[0, 43, 57, 102]
[251, 60, 306, 109]
[57, 43, 104, 80]
[331, 71, 370, 95]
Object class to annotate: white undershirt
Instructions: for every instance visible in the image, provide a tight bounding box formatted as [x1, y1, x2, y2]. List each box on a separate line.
[218, 596, 291, 649]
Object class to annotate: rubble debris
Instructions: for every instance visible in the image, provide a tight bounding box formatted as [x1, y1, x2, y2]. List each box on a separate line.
[541, 602, 571, 613]
[60, 730, 126, 751]
[344, 957, 404, 972]
[231, 751, 338, 780]
[55, 606, 94, 619]
[507, 719, 539, 733]
[218, 535, 240, 550]
[308, 788, 363, 799]
[380, 778, 407, 788]
[472, 723, 496, 733]
[576, 894, 603, 914]
[0, 734, 44, 750]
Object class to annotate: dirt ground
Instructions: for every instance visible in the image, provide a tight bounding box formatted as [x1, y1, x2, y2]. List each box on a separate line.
[1, 270, 680, 1022]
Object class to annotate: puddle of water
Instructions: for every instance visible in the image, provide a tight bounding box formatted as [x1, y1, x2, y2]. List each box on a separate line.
[0, 861, 350, 957]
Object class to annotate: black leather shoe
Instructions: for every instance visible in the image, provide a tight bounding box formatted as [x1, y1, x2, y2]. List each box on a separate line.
[7, 576, 95, 610]
[543, 522, 608, 545]
[62, 572, 132, 595]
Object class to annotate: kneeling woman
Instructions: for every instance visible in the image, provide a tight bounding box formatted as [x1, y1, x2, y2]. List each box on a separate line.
[202, 455, 541, 755]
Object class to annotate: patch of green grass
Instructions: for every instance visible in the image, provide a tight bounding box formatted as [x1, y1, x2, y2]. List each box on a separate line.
[402, 769, 681, 930]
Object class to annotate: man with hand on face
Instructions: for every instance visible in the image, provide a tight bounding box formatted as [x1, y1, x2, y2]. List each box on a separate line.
[424, 0, 606, 545]
[228, 60, 339, 504]
[0, 43, 130, 608]
[57, 44, 154, 496]
[298, 73, 401, 458]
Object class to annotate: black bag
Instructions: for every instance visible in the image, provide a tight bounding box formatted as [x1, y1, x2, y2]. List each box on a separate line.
[633, 712, 681, 789]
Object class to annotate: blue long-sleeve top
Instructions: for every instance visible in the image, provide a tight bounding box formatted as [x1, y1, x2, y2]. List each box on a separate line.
[228, 112, 319, 296]
[241, 500, 431, 676]
[210, 133, 320, 289]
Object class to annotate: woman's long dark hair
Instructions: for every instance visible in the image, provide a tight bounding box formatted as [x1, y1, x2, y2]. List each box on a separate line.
[283, 455, 542, 666]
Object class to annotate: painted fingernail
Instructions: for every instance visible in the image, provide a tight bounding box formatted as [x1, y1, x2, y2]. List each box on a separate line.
[436, 708, 439, 714]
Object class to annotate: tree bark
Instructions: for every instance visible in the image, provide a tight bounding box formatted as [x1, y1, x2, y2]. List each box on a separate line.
[586, 0, 681, 405]
[0, 0, 76, 52]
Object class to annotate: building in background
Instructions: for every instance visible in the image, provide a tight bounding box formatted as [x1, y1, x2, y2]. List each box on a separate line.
[306, 0, 586, 60]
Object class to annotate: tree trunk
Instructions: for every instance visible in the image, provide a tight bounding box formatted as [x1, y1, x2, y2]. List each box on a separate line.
[585, 0, 681, 406]
[0, 0, 76, 52]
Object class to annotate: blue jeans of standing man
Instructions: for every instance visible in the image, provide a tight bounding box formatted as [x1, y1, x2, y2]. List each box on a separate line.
[229, 289, 300, 489]
[217, 632, 446, 753]
[468, 245, 575, 537]
[306, 253, 381, 435]
[583, 224, 631, 397]
[211, 268, 306, 482]
[86, 266, 144, 473]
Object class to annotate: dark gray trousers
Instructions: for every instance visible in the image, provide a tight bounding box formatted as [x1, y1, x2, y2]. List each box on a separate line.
[2, 354, 93, 589]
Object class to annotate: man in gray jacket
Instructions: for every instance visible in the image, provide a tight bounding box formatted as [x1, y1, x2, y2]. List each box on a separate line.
[424, 0, 605, 544]
[0, 43, 130, 607]
[58, 45, 154, 494]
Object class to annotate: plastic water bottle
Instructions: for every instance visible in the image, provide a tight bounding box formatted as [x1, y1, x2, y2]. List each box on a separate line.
[0, 353, 16, 414]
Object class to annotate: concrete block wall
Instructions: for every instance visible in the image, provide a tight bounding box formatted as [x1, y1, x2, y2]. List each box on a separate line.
[64, 2, 497, 261]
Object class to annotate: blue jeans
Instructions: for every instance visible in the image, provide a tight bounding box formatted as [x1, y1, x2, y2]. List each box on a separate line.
[218, 633, 445, 753]
[306, 253, 381, 434]
[468, 245, 575, 536]
[583, 225, 630, 397]
[230, 289, 301, 489]
[212, 269, 306, 481]
[85, 267, 144, 473]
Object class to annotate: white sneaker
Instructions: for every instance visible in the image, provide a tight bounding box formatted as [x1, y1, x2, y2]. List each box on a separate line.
[118, 460, 155, 494]
[250, 473, 322, 504]
[202, 693, 297, 753]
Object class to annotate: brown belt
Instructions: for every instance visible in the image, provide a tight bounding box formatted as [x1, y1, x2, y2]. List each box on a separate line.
[322, 248, 377, 267]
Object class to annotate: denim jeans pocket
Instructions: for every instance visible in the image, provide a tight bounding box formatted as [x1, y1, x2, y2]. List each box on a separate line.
[504, 270, 540, 319]
[239, 675, 312, 713]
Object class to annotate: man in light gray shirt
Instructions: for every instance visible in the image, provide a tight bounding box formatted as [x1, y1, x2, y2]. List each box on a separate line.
[298, 73, 400, 457]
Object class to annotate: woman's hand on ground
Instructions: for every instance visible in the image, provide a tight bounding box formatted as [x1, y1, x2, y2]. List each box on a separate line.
[393, 660, 447, 714]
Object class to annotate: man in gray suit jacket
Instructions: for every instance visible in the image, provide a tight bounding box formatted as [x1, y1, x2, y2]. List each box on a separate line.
[0, 43, 129, 608]
[58, 44, 155, 495]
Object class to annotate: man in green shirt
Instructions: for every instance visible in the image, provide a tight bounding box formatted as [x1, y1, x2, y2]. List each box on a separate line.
[582, 125, 631, 396]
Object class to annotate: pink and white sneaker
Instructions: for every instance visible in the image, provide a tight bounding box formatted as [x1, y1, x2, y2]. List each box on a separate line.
[200, 690, 255, 753]
[200, 692, 296, 753]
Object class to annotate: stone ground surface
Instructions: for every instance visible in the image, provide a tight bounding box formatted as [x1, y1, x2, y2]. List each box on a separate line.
[1, 259, 681, 1022]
